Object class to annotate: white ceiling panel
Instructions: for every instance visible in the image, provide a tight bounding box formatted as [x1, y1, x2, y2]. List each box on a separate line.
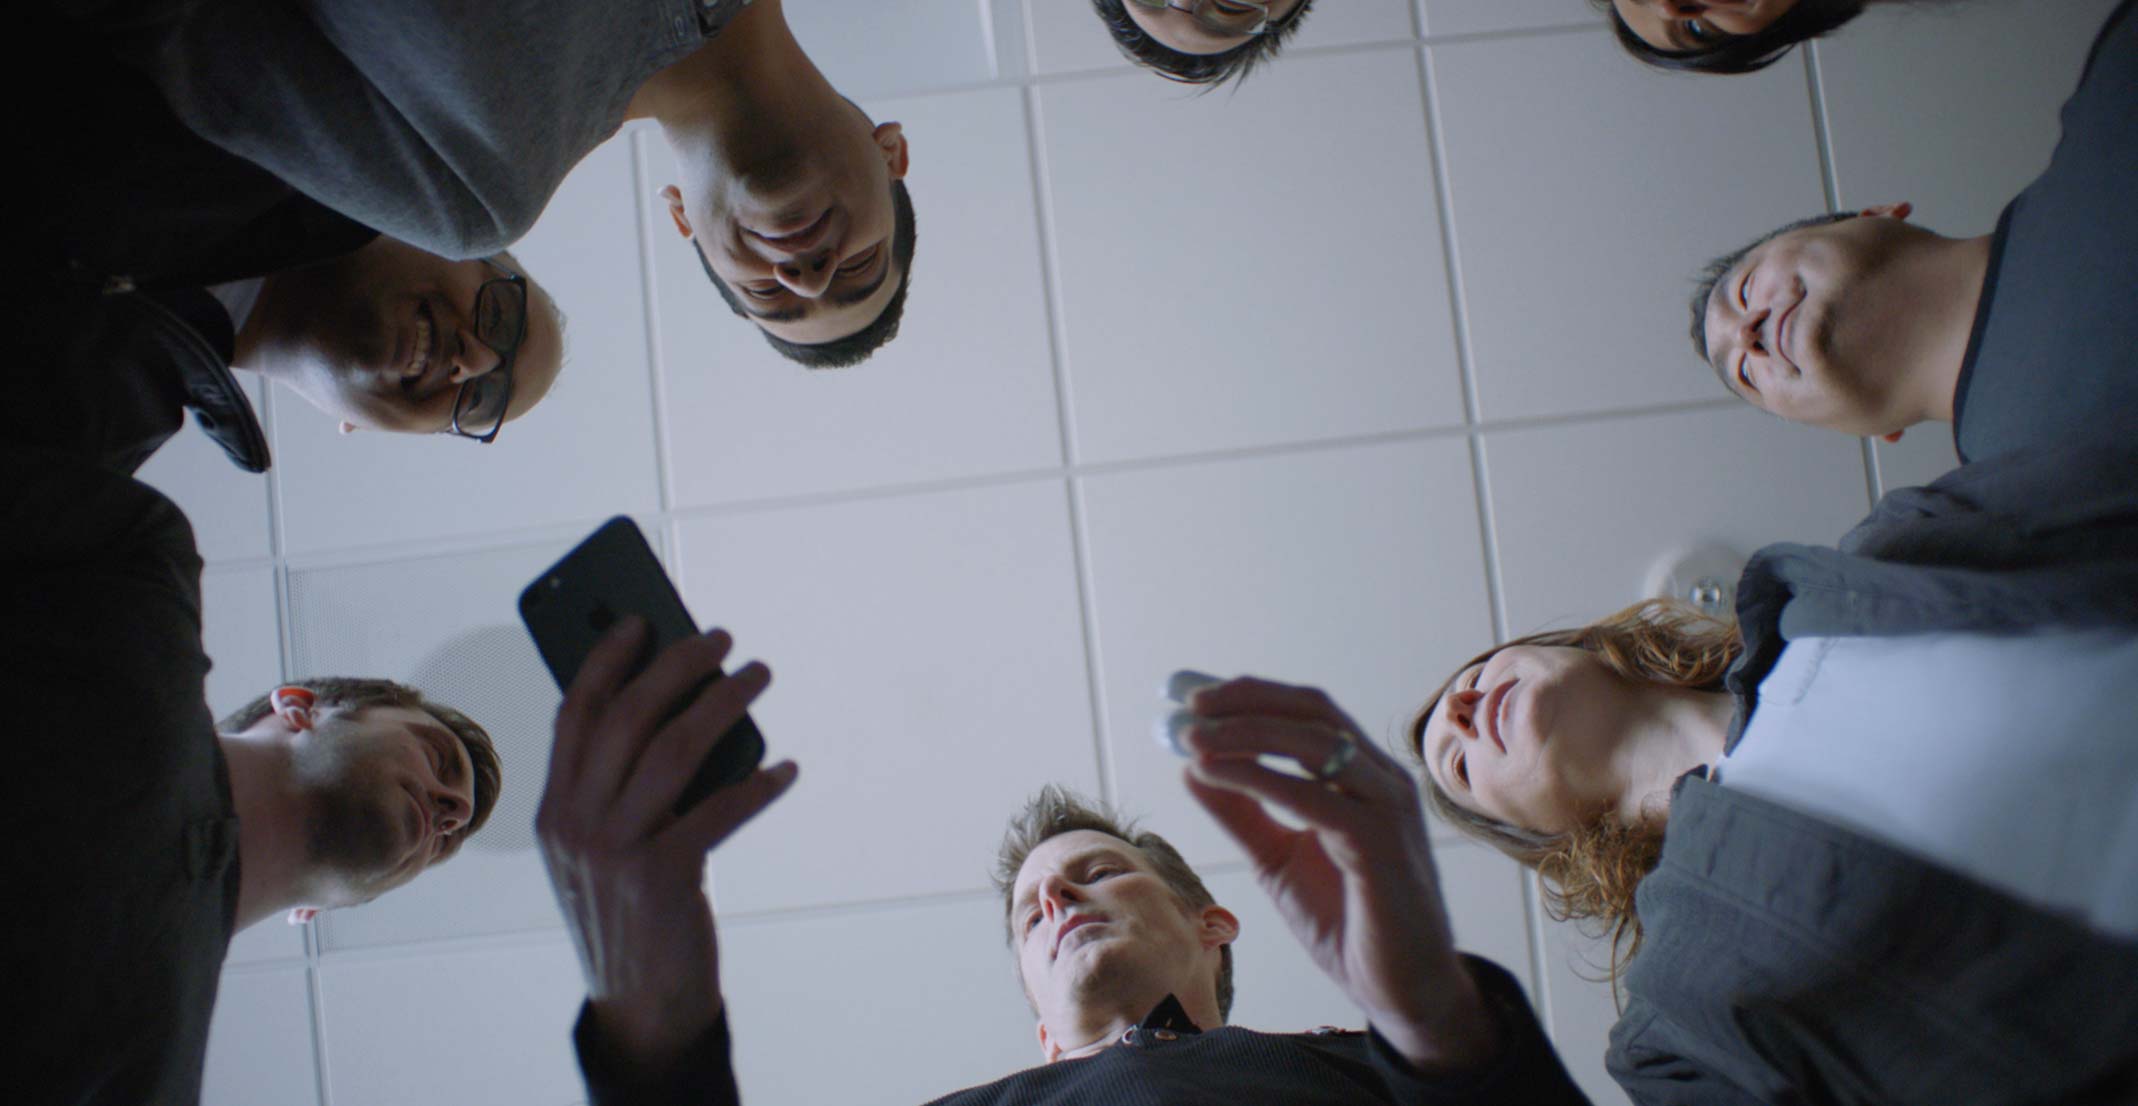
[199, 564, 284, 723]
[1483, 405, 1870, 637]
[1873, 430, 1961, 498]
[788, 0, 997, 98]
[272, 136, 662, 556]
[1819, 0, 2122, 235]
[650, 89, 1063, 509]
[671, 480, 1100, 915]
[1041, 50, 1462, 464]
[202, 966, 320, 1106]
[135, 376, 273, 564]
[1079, 439, 1494, 866]
[1418, 0, 1595, 38]
[720, 894, 1041, 1105]
[1429, 31, 1828, 422]
[317, 940, 587, 1106]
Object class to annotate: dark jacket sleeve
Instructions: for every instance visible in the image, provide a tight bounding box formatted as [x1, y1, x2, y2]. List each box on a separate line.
[1366, 955, 1593, 1105]
[575, 1003, 742, 1106]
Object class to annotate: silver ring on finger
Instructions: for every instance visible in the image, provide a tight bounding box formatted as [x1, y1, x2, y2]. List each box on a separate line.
[1313, 732, 1359, 782]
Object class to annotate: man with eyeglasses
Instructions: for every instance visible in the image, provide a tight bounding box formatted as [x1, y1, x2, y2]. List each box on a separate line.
[91, 0, 916, 369]
[23, 24, 566, 474]
[1091, 0, 1317, 86]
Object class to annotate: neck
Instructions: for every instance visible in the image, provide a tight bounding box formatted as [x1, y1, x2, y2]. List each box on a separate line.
[1614, 688, 1734, 823]
[221, 734, 317, 930]
[1049, 987, 1221, 1063]
[626, 0, 821, 130]
[1893, 233, 1994, 425]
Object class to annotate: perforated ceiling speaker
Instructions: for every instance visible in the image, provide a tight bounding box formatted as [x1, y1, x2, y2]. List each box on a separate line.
[404, 624, 562, 853]
[1642, 542, 1746, 619]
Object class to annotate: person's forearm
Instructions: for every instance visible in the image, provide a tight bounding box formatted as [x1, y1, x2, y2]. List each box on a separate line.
[576, 1001, 742, 1106]
[1372, 954, 1501, 1073]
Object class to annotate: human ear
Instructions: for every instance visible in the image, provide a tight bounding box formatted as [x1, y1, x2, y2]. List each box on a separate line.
[658, 185, 694, 239]
[873, 122, 910, 181]
[286, 907, 319, 925]
[1200, 905, 1240, 950]
[1037, 1018, 1061, 1063]
[272, 686, 317, 731]
[1860, 201, 1915, 222]
[1880, 429, 1905, 443]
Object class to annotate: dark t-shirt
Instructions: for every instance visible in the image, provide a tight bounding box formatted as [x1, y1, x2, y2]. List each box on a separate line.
[3, 445, 241, 1106]
[1952, 0, 2137, 464]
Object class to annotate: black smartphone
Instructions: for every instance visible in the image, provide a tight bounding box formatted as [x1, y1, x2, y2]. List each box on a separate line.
[519, 516, 766, 814]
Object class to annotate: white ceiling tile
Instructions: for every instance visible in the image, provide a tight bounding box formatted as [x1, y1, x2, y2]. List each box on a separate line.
[1205, 865, 1375, 1034]
[289, 538, 582, 949]
[720, 895, 1041, 1103]
[1819, 0, 2121, 235]
[1437, 838, 1535, 995]
[272, 136, 661, 556]
[135, 375, 272, 563]
[1027, 0, 1417, 77]
[1419, 0, 1595, 38]
[1536, 905, 1635, 1106]
[318, 940, 587, 1106]
[649, 89, 1063, 509]
[1041, 51, 1463, 464]
[1080, 439, 1494, 866]
[672, 480, 1100, 914]
[224, 915, 310, 966]
[1484, 406, 1870, 637]
[202, 966, 320, 1106]
[787, 0, 997, 98]
[1429, 32, 1828, 421]
[199, 565, 283, 723]
[1873, 430, 1960, 498]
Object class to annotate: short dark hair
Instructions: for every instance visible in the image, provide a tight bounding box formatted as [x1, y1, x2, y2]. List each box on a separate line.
[992, 785, 1235, 1019]
[1688, 210, 1859, 366]
[220, 677, 502, 840]
[701, 178, 915, 369]
[1091, 0, 1315, 88]
[1595, 0, 1866, 75]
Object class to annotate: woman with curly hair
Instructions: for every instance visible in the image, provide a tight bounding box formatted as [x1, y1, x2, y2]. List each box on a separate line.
[1180, 444, 2138, 1104]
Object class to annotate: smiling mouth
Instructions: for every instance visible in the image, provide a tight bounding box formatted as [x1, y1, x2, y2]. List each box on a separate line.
[1482, 678, 1515, 754]
[406, 308, 434, 381]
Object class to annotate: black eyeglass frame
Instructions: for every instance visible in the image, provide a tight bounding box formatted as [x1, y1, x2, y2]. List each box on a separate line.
[449, 259, 530, 444]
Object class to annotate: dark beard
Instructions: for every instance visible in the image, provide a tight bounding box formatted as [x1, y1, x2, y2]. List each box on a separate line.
[304, 788, 403, 882]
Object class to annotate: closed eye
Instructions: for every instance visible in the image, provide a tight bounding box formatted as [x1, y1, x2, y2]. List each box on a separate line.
[1453, 750, 1468, 789]
[837, 245, 880, 277]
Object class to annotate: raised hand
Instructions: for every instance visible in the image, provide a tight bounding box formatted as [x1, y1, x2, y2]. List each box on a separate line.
[1176, 675, 1497, 1072]
[537, 618, 798, 1070]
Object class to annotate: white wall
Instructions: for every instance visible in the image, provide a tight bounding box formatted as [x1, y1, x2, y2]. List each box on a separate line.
[154, 1, 2120, 1102]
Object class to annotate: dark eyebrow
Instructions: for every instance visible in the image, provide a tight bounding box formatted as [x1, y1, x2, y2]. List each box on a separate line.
[829, 254, 892, 308]
[412, 721, 466, 784]
[1012, 846, 1134, 918]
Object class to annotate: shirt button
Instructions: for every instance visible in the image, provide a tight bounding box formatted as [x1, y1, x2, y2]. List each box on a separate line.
[1120, 1029, 1137, 1045]
[1151, 1029, 1178, 1042]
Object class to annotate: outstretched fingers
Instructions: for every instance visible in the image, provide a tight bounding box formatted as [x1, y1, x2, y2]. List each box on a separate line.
[614, 660, 772, 832]
[580, 630, 735, 807]
[667, 761, 801, 858]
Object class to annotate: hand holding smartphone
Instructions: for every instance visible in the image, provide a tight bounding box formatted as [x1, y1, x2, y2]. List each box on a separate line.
[519, 517, 766, 815]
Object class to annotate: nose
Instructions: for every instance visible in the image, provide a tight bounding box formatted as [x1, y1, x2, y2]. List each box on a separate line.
[774, 249, 836, 298]
[1037, 873, 1079, 922]
[447, 326, 503, 385]
[1446, 688, 1485, 742]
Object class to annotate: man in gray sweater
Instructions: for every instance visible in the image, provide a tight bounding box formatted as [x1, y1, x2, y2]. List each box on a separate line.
[114, 0, 915, 368]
